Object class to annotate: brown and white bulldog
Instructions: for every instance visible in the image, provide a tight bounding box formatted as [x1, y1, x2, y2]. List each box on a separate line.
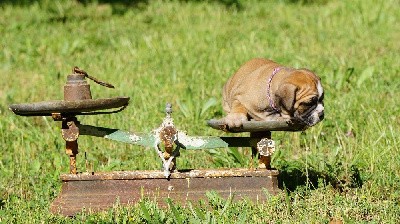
[222, 58, 324, 128]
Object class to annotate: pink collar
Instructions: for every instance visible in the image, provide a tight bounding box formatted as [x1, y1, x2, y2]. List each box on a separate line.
[267, 67, 281, 112]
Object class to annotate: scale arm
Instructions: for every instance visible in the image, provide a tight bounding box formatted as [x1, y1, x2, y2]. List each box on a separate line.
[78, 124, 156, 148]
[175, 133, 259, 149]
[77, 125, 252, 150]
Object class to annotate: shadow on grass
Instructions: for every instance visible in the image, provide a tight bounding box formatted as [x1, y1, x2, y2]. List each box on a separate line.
[0, 198, 5, 209]
[278, 166, 363, 192]
[78, 0, 149, 15]
[0, 0, 243, 10]
[284, 0, 329, 5]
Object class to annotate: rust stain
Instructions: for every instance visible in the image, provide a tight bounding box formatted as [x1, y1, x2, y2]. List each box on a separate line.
[60, 168, 279, 181]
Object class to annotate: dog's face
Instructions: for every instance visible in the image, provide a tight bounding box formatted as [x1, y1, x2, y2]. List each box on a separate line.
[294, 81, 324, 126]
[277, 70, 325, 127]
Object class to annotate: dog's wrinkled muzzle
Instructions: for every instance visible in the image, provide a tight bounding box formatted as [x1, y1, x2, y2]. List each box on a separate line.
[296, 104, 324, 127]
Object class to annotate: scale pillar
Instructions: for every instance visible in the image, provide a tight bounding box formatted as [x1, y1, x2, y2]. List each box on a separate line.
[250, 131, 272, 169]
[59, 67, 94, 174]
[61, 117, 80, 174]
[66, 141, 78, 174]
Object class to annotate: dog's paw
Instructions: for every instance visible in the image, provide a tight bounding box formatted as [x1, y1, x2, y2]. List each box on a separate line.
[223, 113, 248, 128]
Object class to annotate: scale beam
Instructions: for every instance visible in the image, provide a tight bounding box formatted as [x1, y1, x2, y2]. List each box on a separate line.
[78, 124, 267, 149]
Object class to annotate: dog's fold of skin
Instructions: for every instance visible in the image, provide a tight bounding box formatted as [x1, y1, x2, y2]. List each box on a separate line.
[222, 58, 324, 128]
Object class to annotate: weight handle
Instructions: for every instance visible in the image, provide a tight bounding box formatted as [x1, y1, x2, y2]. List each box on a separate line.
[73, 67, 115, 88]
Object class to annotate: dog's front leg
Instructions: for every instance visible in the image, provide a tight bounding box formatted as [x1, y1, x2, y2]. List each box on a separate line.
[223, 100, 248, 128]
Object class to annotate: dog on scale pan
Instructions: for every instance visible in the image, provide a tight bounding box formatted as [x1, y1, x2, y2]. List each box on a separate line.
[222, 58, 324, 128]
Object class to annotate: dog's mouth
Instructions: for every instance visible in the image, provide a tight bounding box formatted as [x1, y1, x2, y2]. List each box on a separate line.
[306, 117, 321, 127]
[297, 116, 321, 127]
[295, 108, 324, 127]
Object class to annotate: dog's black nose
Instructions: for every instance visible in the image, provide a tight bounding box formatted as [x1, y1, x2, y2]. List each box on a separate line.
[318, 111, 324, 120]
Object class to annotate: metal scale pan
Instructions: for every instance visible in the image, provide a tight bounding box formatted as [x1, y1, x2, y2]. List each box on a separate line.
[9, 97, 130, 116]
[207, 118, 307, 132]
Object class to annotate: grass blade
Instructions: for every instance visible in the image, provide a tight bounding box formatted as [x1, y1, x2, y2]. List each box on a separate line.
[357, 66, 374, 87]
[139, 201, 152, 222]
[166, 198, 183, 224]
[200, 97, 217, 117]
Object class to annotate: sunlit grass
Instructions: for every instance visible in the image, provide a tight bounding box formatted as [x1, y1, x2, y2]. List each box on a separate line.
[1, 0, 399, 222]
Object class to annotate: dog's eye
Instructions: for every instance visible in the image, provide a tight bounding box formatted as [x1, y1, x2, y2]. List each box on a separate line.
[302, 97, 318, 106]
[311, 96, 318, 102]
[310, 96, 318, 104]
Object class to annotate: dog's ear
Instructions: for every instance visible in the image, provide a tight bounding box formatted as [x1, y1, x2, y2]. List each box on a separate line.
[275, 83, 298, 114]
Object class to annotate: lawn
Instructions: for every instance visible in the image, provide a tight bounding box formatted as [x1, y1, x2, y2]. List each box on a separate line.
[1, 0, 399, 222]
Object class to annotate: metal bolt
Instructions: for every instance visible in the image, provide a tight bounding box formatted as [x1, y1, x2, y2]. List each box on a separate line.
[165, 103, 172, 117]
[257, 138, 276, 156]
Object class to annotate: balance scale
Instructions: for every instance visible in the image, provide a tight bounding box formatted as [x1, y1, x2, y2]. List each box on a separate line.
[9, 67, 307, 216]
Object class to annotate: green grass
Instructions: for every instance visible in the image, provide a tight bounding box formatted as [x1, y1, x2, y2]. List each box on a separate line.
[1, 0, 400, 222]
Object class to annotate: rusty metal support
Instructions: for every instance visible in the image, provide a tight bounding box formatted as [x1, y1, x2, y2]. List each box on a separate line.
[154, 103, 180, 177]
[60, 67, 115, 174]
[66, 141, 78, 174]
[160, 125, 178, 171]
[62, 117, 80, 174]
[50, 169, 279, 216]
[250, 131, 272, 169]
